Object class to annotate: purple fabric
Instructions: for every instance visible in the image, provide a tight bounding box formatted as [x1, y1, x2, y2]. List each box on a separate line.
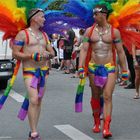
[75, 103, 82, 112]
[30, 77, 38, 88]
[38, 87, 44, 98]
[94, 76, 107, 88]
[0, 104, 3, 110]
[17, 108, 28, 121]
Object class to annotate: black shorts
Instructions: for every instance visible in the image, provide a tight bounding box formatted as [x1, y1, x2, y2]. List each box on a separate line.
[53, 47, 57, 56]
[64, 51, 72, 60]
[136, 55, 140, 66]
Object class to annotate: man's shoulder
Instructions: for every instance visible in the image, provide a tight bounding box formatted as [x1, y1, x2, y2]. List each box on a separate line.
[111, 26, 120, 34]
[15, 29, 27, 41]
[84, 25, 95, 37]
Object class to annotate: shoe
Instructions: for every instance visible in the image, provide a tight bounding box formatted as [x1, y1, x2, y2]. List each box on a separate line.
[64, 71, 70, 74]
[92, 113, 101, 133]
[119, 81, 127, 86]
[133, 94, 140, 99]
[103, 116, 112, 138]
[28, 132, 41, 140]
[57, 67, 61, 71]
[100, 113, 104, 120]
[124, 83, 135, 89]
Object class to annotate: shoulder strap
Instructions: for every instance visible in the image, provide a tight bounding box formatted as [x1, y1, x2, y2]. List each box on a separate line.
[88, 24, 95, 38]
[84, 24, 96, 75]
[24, 29, 29, 45]
[42, 32, 50, 44]
[111, 26, 116, 65]
[111, 25, 115, 41]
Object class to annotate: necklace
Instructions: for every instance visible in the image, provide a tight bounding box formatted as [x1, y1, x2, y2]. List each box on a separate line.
[28, 28, 44, 53]
[29, 28, 43, 41]
[95, 24, 110, 41]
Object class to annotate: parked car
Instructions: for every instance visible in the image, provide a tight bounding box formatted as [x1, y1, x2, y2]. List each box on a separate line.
[0, 32, 15, 90]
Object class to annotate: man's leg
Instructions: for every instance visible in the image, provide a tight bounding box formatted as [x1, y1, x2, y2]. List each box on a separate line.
[134, 68, 140, 98]
[24, 78, 41, 137]
[102, 73, 116, 138]
[89, 73, 101, 133]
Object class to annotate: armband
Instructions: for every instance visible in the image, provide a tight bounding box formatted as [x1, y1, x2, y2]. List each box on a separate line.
[82, 37, 90, 43]
[13, 40, 24, 46]
[113, 39, 121, 44]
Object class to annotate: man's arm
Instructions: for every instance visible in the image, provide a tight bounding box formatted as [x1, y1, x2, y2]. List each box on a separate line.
[79, 28, 90, 68]
[114, 29, 127, 71]
[44, 34, 55, 59]
[131, 44, 138, 66]
[12, 30, 31, 60]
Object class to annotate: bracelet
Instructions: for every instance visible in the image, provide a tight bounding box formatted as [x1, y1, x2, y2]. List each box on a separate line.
[31, 52, 42, 62]
[122, 70, 128, 81]
[78, 67, 84, 78]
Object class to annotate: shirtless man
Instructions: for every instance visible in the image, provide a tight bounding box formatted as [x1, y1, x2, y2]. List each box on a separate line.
[78, 5, 128, 138]
[12, 8, 54, 140]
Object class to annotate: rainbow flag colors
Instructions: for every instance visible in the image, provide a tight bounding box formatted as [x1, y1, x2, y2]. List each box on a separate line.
[0, 60, 21, 109]
[75, 78, 86, 112]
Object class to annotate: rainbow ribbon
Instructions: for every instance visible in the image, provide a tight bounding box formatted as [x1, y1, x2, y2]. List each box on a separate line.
[17, 95, 29, 121]
[18, 67, 48, 121]
[75, 78, 86, 112]
[0, 60, 21, 109]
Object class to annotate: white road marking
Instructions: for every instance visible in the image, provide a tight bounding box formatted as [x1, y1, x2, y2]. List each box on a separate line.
[54, 124, 94, 140]
[0, 136, 12, 139]
[9, 89, 24, 103]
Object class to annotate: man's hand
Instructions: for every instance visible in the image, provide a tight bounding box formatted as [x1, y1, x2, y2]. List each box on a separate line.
[121, 70, 129, 82]
[133, 59, 139, 68]
[42, 51, 53, 60]
[78, 67, 85, 79]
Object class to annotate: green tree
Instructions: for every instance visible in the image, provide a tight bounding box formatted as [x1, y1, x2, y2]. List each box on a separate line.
[48, 0, 67, 10]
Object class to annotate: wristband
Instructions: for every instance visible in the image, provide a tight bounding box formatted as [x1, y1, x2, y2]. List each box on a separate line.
[31, 52, 42, 62]
[78, 67, 85, 79]
[121, 70, 128, 81]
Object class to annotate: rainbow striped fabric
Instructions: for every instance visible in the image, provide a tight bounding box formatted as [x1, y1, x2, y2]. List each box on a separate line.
[75, 78, 86, 112]
[18, 66, 49, 121]
[0, 60, 21, 109]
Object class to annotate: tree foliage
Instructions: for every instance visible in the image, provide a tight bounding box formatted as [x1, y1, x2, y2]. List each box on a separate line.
[48, 0, 67, 10]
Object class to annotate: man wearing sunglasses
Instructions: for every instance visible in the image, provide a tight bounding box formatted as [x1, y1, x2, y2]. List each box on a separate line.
[78, 4, 128, 138]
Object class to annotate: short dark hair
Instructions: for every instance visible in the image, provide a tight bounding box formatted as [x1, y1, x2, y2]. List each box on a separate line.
[27, 8, 44, 26]
[79, 29, 85, 35]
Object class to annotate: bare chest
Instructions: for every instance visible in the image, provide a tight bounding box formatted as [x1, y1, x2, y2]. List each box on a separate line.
[90, 29, 112, 44]
[24, 30, 46, 52]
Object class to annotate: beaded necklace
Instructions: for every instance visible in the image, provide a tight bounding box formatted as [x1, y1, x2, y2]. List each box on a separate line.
[29, 27, 43, 41]
[95, 24, 110, 41]
[28, 27, 44, 53]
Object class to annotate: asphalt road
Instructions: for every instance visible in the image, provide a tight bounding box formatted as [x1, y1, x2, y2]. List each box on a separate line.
[0, 68, 140, 140]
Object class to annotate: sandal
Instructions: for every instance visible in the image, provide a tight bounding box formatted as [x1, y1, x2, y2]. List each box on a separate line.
[119, 81, 127, 86]
[133, 94, 140, 99]
[28, 132, 41, 140]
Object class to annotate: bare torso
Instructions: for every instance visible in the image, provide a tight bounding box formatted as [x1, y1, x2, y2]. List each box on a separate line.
[90, 24, 113, 64]
[23, 28, 47, 68]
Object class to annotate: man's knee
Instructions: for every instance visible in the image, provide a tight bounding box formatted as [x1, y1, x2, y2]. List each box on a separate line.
[30, 97, 40, 106]
[103, 93, 112, 103]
